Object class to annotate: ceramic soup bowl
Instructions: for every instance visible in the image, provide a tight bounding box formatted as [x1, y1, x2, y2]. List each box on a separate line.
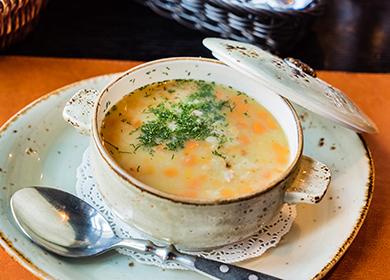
[63, 57, 331, 250]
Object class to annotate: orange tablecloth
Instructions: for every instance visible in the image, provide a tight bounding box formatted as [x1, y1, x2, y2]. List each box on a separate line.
[0, 56, 389, 280]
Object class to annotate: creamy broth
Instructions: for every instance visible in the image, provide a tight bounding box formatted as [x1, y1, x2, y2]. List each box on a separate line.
[101, 80, 289, 201]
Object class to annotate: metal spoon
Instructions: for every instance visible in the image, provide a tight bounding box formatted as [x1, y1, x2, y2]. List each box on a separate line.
[10, 186, 281, 280]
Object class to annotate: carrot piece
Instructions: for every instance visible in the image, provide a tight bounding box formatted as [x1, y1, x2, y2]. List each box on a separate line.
[252, 122, 266, 134]
[164, 167, 178, 177]
[262, 170, 273, 180]
[184, 140, 199, 154]
[229, 95, 250, 114]
[133, 119, 142, 128]
[182, 189, 200, 198]
[238, 134, 250, 145]
[184, 155, 198, 166]
[256, 110, 268, 119]
[236, 121, 248, 129]
[239, 185, 253, 195]
[272, 142, 289, 164]
[188, 175, 206, 189]
[256, 110, 277, 129]
[221, 188, 235, 198]
[181, 176, 206, 198]
[265, 116, 277, 129]
[215, 90, 224, 100]
[276, 154, 289, 165]
[234, 103, 249, 114]
[272, 142, 289, 154]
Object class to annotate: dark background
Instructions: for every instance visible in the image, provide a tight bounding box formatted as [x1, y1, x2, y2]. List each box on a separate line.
[3, 0, 390, 72]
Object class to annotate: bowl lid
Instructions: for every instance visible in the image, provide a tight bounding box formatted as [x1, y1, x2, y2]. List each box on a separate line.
[203, 38, 378, 134]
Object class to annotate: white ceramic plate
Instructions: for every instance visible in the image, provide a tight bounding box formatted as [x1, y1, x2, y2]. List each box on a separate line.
[0, 74, 373, 280]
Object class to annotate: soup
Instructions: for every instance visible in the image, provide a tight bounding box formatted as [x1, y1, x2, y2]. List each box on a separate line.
[100, 79, 289, 201]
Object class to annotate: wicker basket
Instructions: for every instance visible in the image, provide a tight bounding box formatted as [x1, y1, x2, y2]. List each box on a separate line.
[136, 0, 325, 52]
[0, 0, 47, 50]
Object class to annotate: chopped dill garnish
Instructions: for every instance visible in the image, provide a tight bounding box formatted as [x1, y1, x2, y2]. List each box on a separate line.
[104, 140, 132, 154]
[212, 149, 227, 160]
[136, 80, 232, 152]
[104, 140, 119, 150]
[129, 128, 139, 135]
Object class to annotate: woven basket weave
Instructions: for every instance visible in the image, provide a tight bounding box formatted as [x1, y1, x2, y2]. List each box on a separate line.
[0, 0, 47, 50]
[136, 0, 325, 52]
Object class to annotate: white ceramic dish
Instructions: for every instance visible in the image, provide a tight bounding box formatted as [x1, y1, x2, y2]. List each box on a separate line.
[63, 57, 330, 250]
[0, 74, 373, 280]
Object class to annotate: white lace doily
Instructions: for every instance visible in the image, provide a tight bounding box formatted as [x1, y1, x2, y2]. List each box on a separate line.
[75, 147, 296, 269]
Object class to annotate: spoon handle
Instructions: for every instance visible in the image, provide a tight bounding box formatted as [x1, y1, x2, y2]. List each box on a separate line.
[117, 238, 281, 280]
[192, 257, 281, 280]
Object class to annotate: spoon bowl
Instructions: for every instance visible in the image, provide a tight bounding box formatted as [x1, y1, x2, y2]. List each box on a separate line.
[10, 186, 281, 280]
[10, 187, 120, 257]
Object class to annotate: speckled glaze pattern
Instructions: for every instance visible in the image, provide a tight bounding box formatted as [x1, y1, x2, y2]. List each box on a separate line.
[0, 74, 374, 280]
[202, 38, 378, 134]
[284, 156, 330, 204]
[63, 89, 99, 135]
[76, 148, 297, 266]
[64, 57, 331, 250]
[92, 140, 289, 249]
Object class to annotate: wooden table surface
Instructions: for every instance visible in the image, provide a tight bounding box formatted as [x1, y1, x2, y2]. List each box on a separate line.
[0, 56, 389, 279]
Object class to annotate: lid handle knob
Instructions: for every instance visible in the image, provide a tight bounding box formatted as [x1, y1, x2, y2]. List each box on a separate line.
[284, 57, 317, 78]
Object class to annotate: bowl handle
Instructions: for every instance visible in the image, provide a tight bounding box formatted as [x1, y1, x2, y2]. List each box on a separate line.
[62, 89, 99, 135]
[284, 156, 331, 204]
